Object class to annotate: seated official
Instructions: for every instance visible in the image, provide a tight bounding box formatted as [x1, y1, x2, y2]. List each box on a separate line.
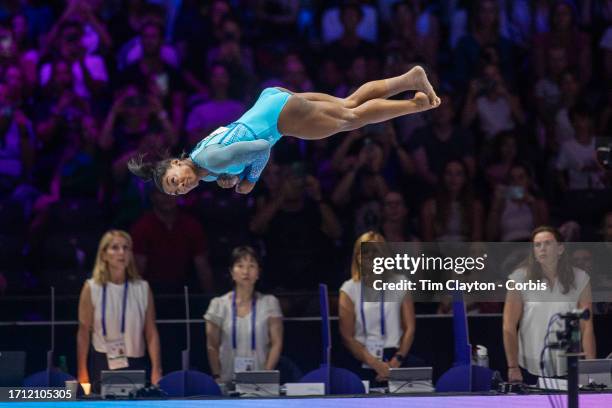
[503, 226, 596, 385]
[205, 246, 283, 384]
[339, 231, 420, 384]
[77, 230, 162, 393]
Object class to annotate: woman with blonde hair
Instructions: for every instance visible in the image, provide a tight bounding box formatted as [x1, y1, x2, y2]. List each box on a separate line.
[77, 230, 162, 393]
[338, 231, 418, 384]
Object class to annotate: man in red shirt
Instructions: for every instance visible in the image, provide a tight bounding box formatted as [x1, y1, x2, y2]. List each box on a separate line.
[131, 189, 213, 292]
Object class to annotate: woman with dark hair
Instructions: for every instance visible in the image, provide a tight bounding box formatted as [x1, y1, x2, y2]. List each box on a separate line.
[420, 160, 484, 242]
[503, 226, 596, 385]
[204, 246, 283, 384]
[127, 66, 441, 195]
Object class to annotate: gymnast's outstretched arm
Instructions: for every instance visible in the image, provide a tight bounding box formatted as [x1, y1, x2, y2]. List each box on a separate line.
[196, 139, 272, 182]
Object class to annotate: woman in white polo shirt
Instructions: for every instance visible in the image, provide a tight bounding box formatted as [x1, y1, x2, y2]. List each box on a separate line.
[503, 226, 596, 385]
[339, 231, 418, 383]
[205, 246, 283, 384]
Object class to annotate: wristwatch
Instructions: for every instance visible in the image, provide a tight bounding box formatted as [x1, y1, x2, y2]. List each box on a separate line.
[393, 353, 405, 363]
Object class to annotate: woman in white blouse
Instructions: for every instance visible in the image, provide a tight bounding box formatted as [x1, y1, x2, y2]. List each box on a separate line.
[77, 230, 162, 393]
[205, 246, 283, 384]
[339, 231, 417, 383]
[503, 226, 596, 385]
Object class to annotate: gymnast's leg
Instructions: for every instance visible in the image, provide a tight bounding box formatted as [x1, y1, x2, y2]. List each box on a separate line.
[296, 65, 439, 108]
[278, 92, 436, 140]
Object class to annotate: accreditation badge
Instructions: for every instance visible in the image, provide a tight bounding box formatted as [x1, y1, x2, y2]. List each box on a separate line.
[234, 356, 256, 373]
[362, 339, 385, 369]
[105, 338, 129, 370]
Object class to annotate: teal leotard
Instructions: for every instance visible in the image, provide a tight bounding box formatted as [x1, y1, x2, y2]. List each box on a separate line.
[189, 87, 291, 183]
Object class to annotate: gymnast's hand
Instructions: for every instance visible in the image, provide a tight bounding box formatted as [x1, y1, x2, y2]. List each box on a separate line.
[217, 174, 240, 189]
[235, 179, 256, 194]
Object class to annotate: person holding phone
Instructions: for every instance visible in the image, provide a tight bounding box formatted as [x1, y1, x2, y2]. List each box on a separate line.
[487, 163, 549, 241]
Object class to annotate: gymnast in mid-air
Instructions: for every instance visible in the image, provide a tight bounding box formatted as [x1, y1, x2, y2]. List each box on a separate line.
[128, 65, 441, 195]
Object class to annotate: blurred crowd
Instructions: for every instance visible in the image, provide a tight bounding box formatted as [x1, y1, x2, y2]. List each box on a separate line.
[0, 0, 612, 299]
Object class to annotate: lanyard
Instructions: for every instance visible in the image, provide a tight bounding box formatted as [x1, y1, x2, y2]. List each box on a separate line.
[360, 282, 385, 339]
[102, 281, 129, 338]
[232, 291, 257, 351]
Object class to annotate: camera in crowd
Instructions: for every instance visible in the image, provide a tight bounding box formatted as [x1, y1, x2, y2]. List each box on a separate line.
[596, 137, 612, 170]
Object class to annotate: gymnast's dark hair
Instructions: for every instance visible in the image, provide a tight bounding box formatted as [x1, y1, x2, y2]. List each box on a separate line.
[127, 151, 183, 193]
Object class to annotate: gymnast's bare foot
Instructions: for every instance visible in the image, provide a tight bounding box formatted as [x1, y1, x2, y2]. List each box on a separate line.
[413, 91, 437, 110]
[409, 66, 441, 108]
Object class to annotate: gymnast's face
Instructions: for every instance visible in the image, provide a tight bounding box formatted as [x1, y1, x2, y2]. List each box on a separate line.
[163, 159, 199, 195]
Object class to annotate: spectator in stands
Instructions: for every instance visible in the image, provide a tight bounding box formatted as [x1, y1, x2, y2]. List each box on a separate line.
[77, 230, 162, 393]
[487, 163, 549, 241]
[421, 160, 484, 242]
[322, 1, 379, 71]
[185, 63, 246, 148]
[533, 0, 591, 85]
[322, 0, 378, 44]
[36, 59, 90, 145]
[339, 231, 418, 384]
[0, 81, 35, 195]
[503, 226, 595, 384]
[205, 246, 283, 384]
[484, 131, 520, 189]
[552, 70, 582, 147]
[120, 20, 185, 131]
[32, 115, 103, 215]
[99, 84, 176, 155]
[556, 103, 606, 191]
[453, 0, 516, 89]
[130, 188, 213, 293]
[39, 20, 108, 99]
[205, 15, 256, 98]
[461, 63, 525, 142]
[380, 191, 419, 242]
[250, 163, 342, 290]
[412, 92, 475, 187]
[255, 0, 300, 45]
[0, 20, 37, 93]
[115, 3, 178, 70]
[43, 0, 112, 56]
[384, 0, 439, 69]
[534, 46, 569, 124]
[317, 58, 349, 97]
[280, 53, 314, 93]
[332, 137, 389, 237]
